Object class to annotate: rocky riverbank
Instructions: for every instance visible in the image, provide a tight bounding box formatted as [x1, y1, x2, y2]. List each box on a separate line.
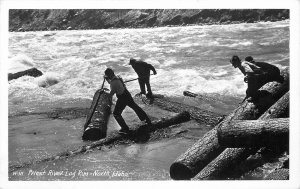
[9, 9, 289, 32]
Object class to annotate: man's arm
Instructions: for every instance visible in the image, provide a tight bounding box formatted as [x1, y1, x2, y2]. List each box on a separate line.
[147, 63, 157, 75]
[108, 80, 117, 97]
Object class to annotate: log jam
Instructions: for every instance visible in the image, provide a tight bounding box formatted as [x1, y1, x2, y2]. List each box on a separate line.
[193, 91, 289, 180]
[169, 68, 289, 180]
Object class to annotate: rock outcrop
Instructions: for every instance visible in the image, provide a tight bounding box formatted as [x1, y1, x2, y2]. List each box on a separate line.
[9, 9, 289, 32]
[8, 68, 43, 81]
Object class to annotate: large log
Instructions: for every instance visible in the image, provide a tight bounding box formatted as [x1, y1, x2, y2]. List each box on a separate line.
[217, 118, 289, 148]
[9, 111, 190, 172]
[169, 68, 289, 180]
[151, 96, 224, 126]
[82, 90, 112, 141]
[265, 168, 289, 180]
[192, 91, 289, 180]
[8, 67, 43, 81]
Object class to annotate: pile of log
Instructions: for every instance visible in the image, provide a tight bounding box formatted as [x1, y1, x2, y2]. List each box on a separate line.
[170, 67, 289, 180]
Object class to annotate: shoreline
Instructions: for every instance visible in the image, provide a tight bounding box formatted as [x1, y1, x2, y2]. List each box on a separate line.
[9, 9, 289, 32]
[10, 19, 289, 33]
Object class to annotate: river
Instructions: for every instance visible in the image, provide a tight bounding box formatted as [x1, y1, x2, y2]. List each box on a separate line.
[8, 20, 289, 180]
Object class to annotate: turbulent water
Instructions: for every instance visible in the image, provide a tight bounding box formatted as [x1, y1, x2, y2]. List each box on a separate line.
[8, 20, 290, 180]
[8, 20, 289, 115]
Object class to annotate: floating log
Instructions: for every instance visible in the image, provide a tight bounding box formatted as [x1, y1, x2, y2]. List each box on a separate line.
[82, 90, 112, 141]
[169, 68, 289, 180]
[8, 67, 43, 81]
[183, 90, 220, 102]
[151, 96, 224, 126]
[9, 111, 190, 172]
[193, 91, 289, 180]
[217, 118, 289, 148]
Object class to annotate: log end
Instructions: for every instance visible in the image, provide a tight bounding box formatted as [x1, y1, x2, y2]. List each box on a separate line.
[82, 127, 106, 141]
[265, 168, 289, 180]
[170, 162, 193, 180]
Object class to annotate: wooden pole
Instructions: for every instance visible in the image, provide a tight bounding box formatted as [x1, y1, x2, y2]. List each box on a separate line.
[193, 91, 289, 180]
[169, 68, 289, 180]
[217, 118, 289, 148]
[82, 90, 112, 141]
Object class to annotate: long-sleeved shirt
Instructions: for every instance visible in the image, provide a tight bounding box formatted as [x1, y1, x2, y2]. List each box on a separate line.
[239, 61, 264, 76]
[130, 60, 156, 78]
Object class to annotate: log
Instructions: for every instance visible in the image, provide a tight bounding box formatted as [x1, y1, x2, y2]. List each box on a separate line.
[217, 118, 289, 148]
[169, 68, 289, 180]
[82, 90, 112, 141]
[95, 111, 191, 145]
[183, 90, 221, 103]
[9, 111, 190, 172]
[8, 67, 43, 81]
[192, 91, 289, 180]
[265, 168, 289, 180]
[151, 96, 224, 126]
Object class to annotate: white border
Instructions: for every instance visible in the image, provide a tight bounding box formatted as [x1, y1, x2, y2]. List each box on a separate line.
[1, 0, 299, 189]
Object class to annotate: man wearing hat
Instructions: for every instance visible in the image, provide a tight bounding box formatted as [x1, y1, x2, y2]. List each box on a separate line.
[104, 68, 152, 134]
[129, 58, 157, 98]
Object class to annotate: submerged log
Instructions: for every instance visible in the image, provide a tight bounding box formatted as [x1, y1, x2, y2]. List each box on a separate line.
[152, 96, 224, 125]
[193, 91, 289, 180]
[217, 118, 289, 148]
[82, 90, 112, 141]
[8, 67, 43, 81]
[94, 111, 191, 145]
[169, 68, 289, 180]
[9, 111, 191, 172]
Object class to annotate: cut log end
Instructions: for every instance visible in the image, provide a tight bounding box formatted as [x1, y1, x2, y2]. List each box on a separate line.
[265, 168, 289, 180]
[170, 162, 193, 180]
[82, 127, 106, 141]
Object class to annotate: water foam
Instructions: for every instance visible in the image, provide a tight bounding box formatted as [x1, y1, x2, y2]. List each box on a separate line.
[35, 72, 60, 88]
[8, 54, 36, 73]
[151, 68, 246, 98]
[8, 21, 289, 114]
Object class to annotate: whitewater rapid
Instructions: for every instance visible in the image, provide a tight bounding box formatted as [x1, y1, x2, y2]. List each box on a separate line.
[8, 20, 289, 115]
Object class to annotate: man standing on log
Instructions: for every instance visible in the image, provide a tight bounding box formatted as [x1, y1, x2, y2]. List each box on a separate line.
[230, 55, 283, 102]
[129, 58, 157, 99]
[104, 68, 152, 134]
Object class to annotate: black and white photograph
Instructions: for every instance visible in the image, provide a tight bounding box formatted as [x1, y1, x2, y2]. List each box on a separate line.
[1, 0, 300, 188]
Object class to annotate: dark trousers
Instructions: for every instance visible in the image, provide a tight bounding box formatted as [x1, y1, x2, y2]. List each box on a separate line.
[138, 77, 152, 96]
[246, 73, 282, 100]
[113, 90, 150, 130]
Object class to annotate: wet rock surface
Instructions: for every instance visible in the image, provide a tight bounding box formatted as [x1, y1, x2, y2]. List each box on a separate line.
[8, 67, 43, 81]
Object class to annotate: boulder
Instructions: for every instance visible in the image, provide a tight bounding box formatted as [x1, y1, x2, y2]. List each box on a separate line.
[8, 67, 43, 81]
